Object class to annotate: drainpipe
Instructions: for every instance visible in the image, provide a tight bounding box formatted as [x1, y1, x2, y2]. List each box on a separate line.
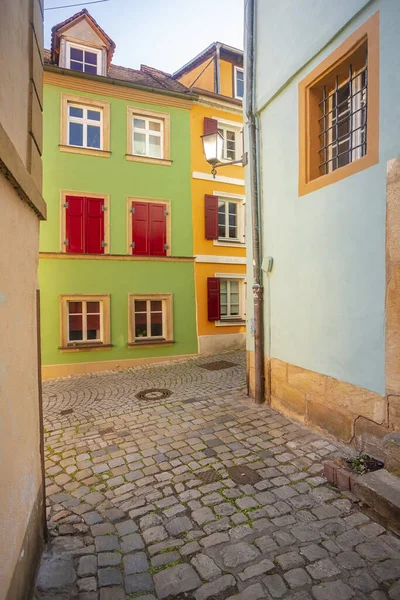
[245, 0, 264, 404]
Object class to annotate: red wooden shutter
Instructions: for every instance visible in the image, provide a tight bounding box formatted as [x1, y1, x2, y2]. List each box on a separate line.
[65, 196, 85, 254]
[207, 277, 221, 321]
[132, 201, 150, 255]
[205, 194, 218, 240]
[204, 117, 218, 135]
[86, 197, 104, 254]
[149, 203, 167, 256]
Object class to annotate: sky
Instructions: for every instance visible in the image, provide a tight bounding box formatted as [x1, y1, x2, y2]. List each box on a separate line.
[44, 0, 244, 74]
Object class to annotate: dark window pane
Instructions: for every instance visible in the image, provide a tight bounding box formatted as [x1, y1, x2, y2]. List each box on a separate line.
[87, 110, 101, 121]
[85, 64, 97, 75]
[236, 78, 244, 98]
[229, 227, 237, 238]
[87, 302, 100, 313]
[69, 122, 83, 146]
[69, 314, 83, 340]
[151, 300, 162, 311]
[87, 314, 100, 332]
[87, 125, 101, 148]
[218, 225, 226, 238]
[70, 47, 83, 61]
[135, 311, 147, 338]
[135, 300, 147, 312]
[68, 301, 82, 314]
[85, 51, 97, 65]
[151, 311, 163, 336]
[87, 330, 99, 340]
[69, 106, 83, 118]
[70, 61, 83, 72]
[229, 214, 237, 226]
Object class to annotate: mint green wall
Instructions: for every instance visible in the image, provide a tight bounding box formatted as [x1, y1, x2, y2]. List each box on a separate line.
[40, 83, 198, 366]
[39, 259, 197, 365]
[246, 0, 400, 395]
[41, 85, 193, 256]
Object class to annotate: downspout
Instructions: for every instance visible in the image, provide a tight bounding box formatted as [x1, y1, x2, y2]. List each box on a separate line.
[245, 0, 264, 404]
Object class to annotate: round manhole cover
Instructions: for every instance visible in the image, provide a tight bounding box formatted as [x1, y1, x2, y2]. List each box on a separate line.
[135, 388, 173, 401]
[228, 465, 261, 485]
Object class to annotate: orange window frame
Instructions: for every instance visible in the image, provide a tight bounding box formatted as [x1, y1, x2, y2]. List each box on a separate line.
[298, 11, 379, 196]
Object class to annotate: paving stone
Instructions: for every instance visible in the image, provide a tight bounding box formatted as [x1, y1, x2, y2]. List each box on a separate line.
[125, 572, 154, 594]
[236, 496, 259, 510]
[311, 580, 354, 600]
[204, 517, 231, 534]
[100, 588, 126, 600]
[166, 516, 193, 536]
[238, 558, 274, 580]
[348, 571, 378, 592]
[191, 553, 221, 580]
[52, 535, 85, 554]
[292, 523, 320, 542]
[194, 574, 236, 600]
[299, 543, 328, 562]
[123, 552, 149, 574]
[83, 512, 103, 526]
[214, 502, 237, 516]
[372, 558, 400, 581]
[203, 492, 224, 506]
[220, 541, 260, 568]
[200, 532, 230, 548]
[163, 503, 187, 518]
[148, 538, 184, 556]
[97, 552, 121, 567]
[389, 580, 400, 599]
[355, 540, 394, 561]
[336, 550, 366, 570]
[36, 556, 76, 590]
[120, 532, 144, 553]
[226, 583, 266, 600]
[263, 574, 287, 598]
[276, 551, 305, 570]
[77, 577, 97, 592]
[139, 513, 163, 530]
[284, 567, 311, 588]
[306, 558, 341, 580]
[91, 522, 115, 536]
[94, 536, 119, 553]
[78, 555, 97, 577]
[143, 525, 168, 544]
[151, 550, 180, 568]
[153, 563, 201, 599]
[181, 541, 201, 556]
[98, 567, 123, 587]
[192, 507, 214, 526]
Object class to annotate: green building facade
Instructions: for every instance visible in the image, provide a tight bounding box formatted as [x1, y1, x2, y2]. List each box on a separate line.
[40, 9, 198, 378]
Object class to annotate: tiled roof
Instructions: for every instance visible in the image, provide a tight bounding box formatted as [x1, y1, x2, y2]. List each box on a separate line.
[43, 50, 193, 96]
[172, 42, 243, 79]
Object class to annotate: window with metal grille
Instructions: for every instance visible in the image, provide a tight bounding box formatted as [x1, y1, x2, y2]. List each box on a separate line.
[319, 59, 367, 175]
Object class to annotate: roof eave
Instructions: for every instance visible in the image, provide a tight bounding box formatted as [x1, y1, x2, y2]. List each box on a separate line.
[44, 64, 199, 102]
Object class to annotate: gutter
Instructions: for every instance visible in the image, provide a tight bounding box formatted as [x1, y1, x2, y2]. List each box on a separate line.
[245, 0, 265, 404]
[44, 65, 199, 102]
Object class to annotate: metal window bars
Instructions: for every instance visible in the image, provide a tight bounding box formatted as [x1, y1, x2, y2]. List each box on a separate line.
[318, 60, 368, 175]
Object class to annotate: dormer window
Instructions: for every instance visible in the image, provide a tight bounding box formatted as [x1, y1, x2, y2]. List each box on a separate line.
[65, 42, 103, 75]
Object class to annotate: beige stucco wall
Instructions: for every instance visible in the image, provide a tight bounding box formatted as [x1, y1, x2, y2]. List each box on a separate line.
[0, 177, 43, 600]
[0, 1, 45, 599]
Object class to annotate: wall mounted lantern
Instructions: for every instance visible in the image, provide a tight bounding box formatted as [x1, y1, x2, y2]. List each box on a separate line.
[201, 130, 248, 177]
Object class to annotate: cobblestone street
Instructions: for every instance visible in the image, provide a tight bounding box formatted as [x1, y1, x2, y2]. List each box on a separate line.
[36, 350, 400, 600]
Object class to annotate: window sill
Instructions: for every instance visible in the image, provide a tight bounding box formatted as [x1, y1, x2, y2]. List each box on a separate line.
[215, 320, 245, 327]
[214, 239, 246, 248]
[59, 144, 111, 158]
[127, 340, 176, 348]
[125, 154, 172, 167]
[58, 343, 113, 352]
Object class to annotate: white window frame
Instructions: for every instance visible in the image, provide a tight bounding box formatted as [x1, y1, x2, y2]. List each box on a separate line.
[66, 299, 103, 344]
[234, 66, 244, 99]
[215, 273, 246, 324]
[215, 117, 243, 162]
[65, 41, 103, 75]
[214, 192, 245, 246]
[67, 103, 103, 150]
[132, 116, 164, 159]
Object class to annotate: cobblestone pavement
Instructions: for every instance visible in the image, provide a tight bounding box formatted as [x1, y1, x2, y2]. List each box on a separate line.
[36, 350, 400, 600]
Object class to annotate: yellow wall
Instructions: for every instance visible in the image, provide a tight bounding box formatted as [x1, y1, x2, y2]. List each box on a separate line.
[177, 58, 215, 92]
[190, 101, 246, 340]
[195, 262, 246, 337]
[220, 60, 234, 97]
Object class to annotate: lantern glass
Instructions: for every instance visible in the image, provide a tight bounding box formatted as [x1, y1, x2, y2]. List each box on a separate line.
[202, 131, 224, 165]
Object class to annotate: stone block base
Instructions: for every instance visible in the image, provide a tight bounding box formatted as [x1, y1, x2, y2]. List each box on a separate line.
[246, 352, 399, 457]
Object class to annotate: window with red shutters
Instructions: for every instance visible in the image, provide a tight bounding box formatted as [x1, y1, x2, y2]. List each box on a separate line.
[205, 194, 218, 240]
[65, 195, 105, 254]
[131, 201, 167, 256]
[207, 277, 221, 321]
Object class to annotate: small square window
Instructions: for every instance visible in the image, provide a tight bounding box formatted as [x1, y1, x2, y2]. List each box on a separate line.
[60, 295, 110, 350]
[60, 94, 110, 157]
[128, 294, 173, 345]
[66, 43, 102, 75]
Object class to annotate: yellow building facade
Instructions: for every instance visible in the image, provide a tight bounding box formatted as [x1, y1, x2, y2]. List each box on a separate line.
[174, 43, 246, 353]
